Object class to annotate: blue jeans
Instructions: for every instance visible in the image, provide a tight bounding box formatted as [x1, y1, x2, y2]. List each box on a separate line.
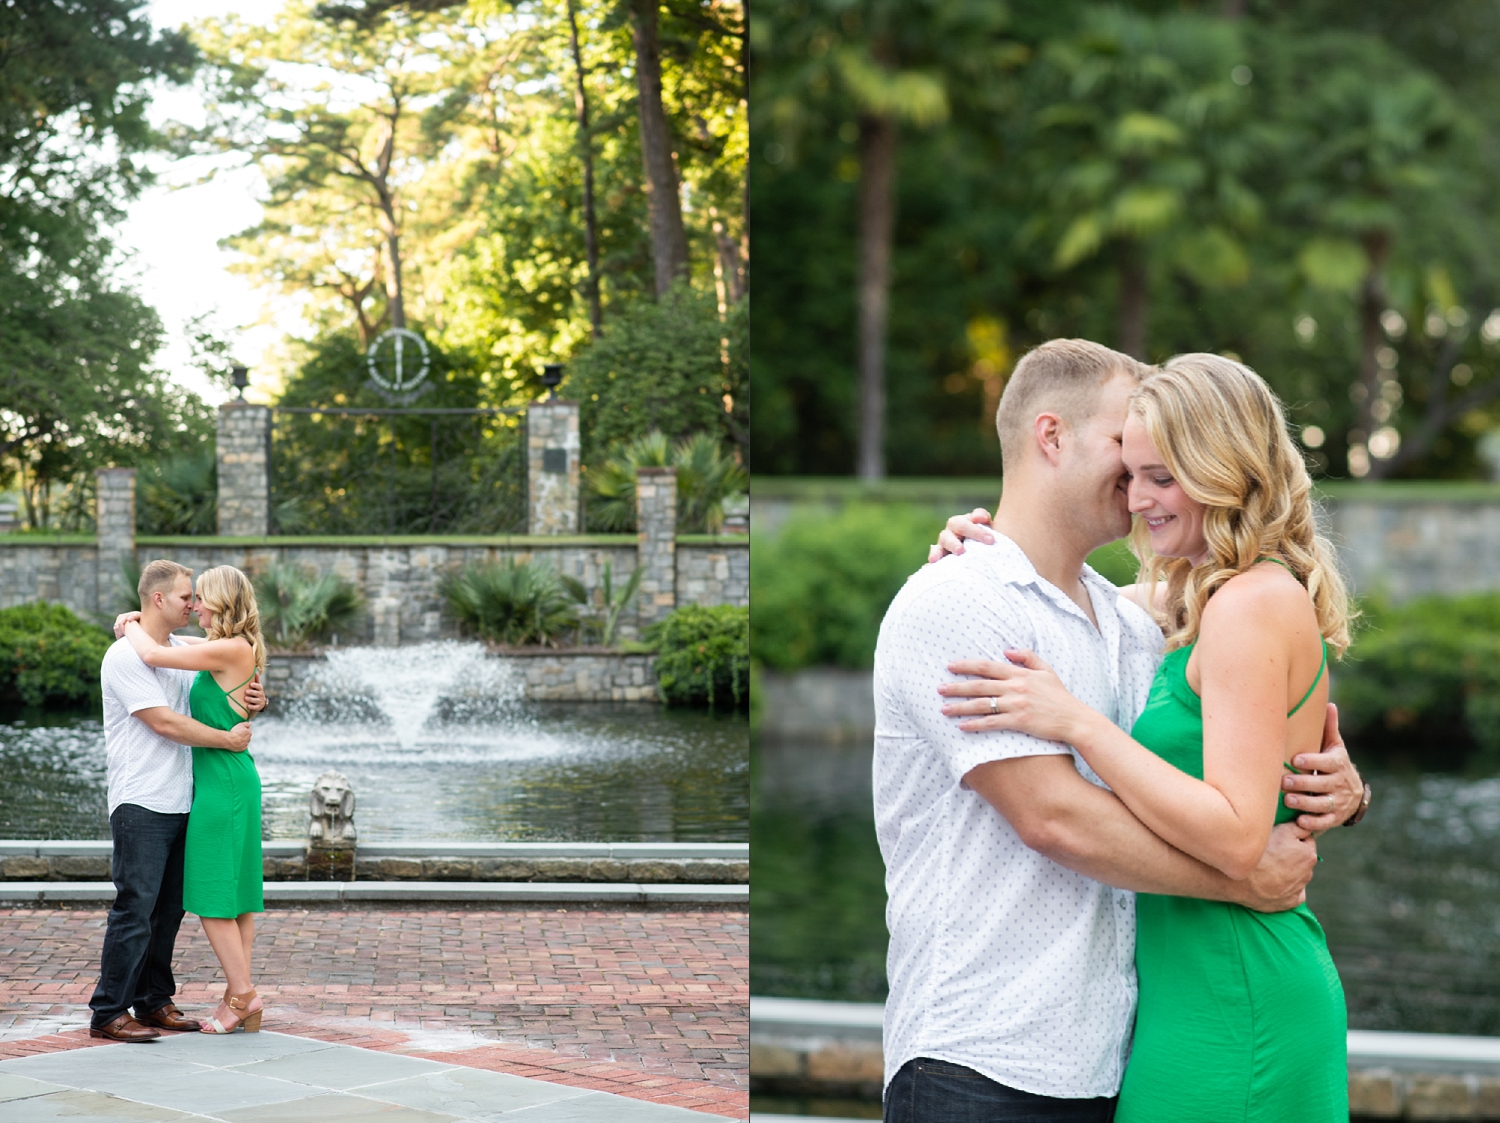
[885, 1058, 1118, 1123]
[88, 804, 190, 1029]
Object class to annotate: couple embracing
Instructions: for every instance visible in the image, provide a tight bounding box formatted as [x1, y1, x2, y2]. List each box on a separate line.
[89, 560, 270, 1042]
[875, 341, 1370, 1121]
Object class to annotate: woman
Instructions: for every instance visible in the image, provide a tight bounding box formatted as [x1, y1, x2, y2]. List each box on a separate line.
[939, 354, 1351, 1121]
[125, 565, 267, 1035]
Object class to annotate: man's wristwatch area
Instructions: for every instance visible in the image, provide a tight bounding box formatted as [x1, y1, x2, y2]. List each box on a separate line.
[1342, 782, 1372, 827]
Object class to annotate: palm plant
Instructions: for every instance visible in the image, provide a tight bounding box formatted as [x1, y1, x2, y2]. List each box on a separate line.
[443, 559, 580, 647]
[585, 560, 645, 647]
[255, 562, 365, 649]
[587, 431, 747, 533]
[136, 450, 218, 535]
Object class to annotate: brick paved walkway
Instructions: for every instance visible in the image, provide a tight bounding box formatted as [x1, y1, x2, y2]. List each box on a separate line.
[0, 906, 748, 1119]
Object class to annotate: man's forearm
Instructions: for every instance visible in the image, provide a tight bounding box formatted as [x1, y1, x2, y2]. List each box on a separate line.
[143, 710, 236, 751]
[967, 755, 1246, 901]
[1035, 779, 1247, 900]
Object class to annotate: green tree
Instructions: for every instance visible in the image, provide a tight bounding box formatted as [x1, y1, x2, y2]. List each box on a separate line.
[1022, 8, 1260, 359]
[755, 0, 1015, 479]
[567, 287, 746, 468]
[0, 1, 207, 527]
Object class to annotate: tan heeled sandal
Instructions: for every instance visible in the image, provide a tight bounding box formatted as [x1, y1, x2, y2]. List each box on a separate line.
[201, 989, 262, 1034]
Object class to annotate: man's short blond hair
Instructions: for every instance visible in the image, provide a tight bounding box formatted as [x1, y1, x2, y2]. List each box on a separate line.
[138, 559, 193, 605]
[996, 339, 1145, 472]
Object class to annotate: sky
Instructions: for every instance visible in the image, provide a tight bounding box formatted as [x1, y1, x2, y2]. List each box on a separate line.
[118, 0, 294, 406]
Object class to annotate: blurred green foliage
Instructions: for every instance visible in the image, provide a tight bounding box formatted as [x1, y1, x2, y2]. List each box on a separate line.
[649, 605, 749, 711]
[753, 0, 1500, 481]
[136, 451, 217, 536]
[751, 502, 1134, 670]
[0, 604, 112, 710]
[1334, 593, 1500, 769]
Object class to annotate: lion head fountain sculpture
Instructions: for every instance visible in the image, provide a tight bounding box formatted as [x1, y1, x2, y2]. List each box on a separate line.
[308, 769, 357, 848]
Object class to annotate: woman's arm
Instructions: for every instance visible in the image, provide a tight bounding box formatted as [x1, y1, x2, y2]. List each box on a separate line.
[942, 581, 1300, 879]
[122, 623, 248, 674]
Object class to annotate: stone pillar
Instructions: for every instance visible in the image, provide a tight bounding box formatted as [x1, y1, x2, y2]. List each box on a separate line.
[527, 399, 580, 535]
[636, 466, 677, 626]
[96, 468, 136, 612]
[217, 402, 271, 537]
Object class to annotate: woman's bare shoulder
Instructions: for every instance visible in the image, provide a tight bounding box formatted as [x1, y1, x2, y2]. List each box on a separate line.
[1201, 564, 1314, 635]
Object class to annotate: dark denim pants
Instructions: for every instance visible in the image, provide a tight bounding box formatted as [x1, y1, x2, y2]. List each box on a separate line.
[885, 1058, 1118, 1123]
[88, 803, 190, 1029]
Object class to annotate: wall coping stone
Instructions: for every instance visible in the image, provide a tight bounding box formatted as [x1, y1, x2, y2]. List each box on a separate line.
[134, 534, 638, 547]
[0, 880, 748, 905]
[0, 839, 744, 860]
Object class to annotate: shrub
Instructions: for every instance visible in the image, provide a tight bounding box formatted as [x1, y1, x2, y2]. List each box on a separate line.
[0, 603, 113, 709]
[1334, 593, 1500, 768]
[136, 449, 217, 535]
[254, 563, 365, 650]
[752, 502, 1144, 671]
[568, 286, 747, 467]
[444, 559, 581, 646]
[649, 604, 749, 711]
[751, 502, 941, 671]
[587, 430, 747, 533]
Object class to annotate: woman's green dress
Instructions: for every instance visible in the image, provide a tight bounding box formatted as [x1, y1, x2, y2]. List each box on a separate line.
[182, 669, 264, 918]
[1116, 643, 1347, 1123]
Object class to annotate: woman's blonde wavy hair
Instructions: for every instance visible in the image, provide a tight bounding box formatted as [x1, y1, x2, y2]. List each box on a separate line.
[196, 565, 267, 674]
[1127, 353, 1354, 657]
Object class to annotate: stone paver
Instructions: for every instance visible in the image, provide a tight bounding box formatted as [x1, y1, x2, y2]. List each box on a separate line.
[0, 1029, 727, 1121]
[0, 907, 747, 1119]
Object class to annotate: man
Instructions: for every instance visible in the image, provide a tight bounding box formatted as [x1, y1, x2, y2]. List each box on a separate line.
[873, 340, 1365, 1120]
[88, 560, 266, 1042]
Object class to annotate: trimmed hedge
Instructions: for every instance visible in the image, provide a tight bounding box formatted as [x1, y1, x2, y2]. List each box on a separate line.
[0, 603, 113, 709]
[751, 502, 1135, 671]
[651, 605, 749, 711]
[1334, 593, 1500, 767]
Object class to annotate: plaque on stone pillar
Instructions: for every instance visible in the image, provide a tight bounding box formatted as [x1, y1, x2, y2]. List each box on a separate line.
[543, 448, 567, 473]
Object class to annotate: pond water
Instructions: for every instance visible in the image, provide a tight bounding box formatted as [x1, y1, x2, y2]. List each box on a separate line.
[752, 738, 1500, 1036]
[0, 644, 747, 842]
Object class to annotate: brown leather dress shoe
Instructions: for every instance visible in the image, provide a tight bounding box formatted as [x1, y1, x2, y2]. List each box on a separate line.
[136, 1004, 202, 1032]
[88, 1014, 160, 1042]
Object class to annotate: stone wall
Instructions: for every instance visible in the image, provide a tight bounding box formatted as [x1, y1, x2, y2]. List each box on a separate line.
[263, 649, 661, 703]
[217, 403, 270, 536]
[0, 541, 98, 616]
[0, 536, 746, 638]
[678, 543, 750, 608]
[0, 841, 748, 884]
[751, 481, 1500, 602]
[636, 466, 677, 625]
[526, 399, 581, 535]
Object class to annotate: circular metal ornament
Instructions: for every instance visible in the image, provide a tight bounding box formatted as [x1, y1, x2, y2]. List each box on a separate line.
[366, 328, 431, 395]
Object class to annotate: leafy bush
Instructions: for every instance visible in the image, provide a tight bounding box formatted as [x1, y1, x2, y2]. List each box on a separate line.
[649, 605, 749, 711]
[443, 559, 581, 646]
[254, 563, 365, 650]
[1334, 593, 1500, 768]
[0, 603, 112, 709]
[568, 286, 747, 468]
[752, 502, 1146, 671]
[587, 431, 747, 533]
[751, 503, 941, 671]
[137, 449, 217, 535]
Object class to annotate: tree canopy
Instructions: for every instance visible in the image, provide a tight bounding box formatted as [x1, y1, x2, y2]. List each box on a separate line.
[753, 0, 1500, 481]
